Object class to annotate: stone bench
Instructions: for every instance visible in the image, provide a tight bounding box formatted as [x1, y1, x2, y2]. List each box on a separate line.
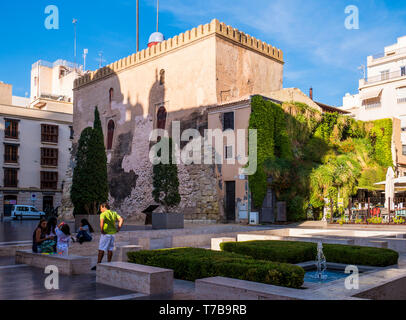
[15, 250, 92, 275]
[211, 237, 236, 251]
[237, 234, 282, 242]
[96, 262, 173, 295]
[195, 277, 309, 300]
[113, 244, 143, 262]
[368, 240, 388, 248]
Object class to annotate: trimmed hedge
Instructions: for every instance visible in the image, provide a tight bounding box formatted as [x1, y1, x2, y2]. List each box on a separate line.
[221, 241, 399, 267]
[127, 247, 305, 289]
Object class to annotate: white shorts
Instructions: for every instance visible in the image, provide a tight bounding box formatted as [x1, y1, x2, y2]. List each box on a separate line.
[99, 234, 115, 252]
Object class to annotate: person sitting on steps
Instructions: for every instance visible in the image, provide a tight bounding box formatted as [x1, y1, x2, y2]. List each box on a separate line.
[76, 218, 94, 244]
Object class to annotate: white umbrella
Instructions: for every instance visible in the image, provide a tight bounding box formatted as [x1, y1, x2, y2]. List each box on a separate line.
[385, 167, 395, 210]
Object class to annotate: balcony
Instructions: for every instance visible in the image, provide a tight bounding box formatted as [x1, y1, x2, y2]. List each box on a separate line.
[371, 47, 406, 61]
[364, 70, 406, 85]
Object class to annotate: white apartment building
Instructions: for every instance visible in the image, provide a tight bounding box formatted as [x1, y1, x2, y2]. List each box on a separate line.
[30, 60, 82, 114]
[0, 59, 81, 218]
[342, 36, 406, 175]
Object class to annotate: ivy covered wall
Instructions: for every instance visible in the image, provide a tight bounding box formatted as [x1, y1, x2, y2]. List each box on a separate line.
[248, 96, 393, 221]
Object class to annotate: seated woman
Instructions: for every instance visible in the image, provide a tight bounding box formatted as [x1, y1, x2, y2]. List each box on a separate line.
[46, 217, 58, 253]
[54, 222, 72, 256]
[32, 219, 55, 253]
[76, 219, 94, 244]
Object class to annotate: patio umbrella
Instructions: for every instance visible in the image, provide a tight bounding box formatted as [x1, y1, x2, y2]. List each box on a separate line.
[385, 167, 395, 210]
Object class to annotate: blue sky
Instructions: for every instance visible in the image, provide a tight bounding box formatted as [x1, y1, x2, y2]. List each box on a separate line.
[0, 0, 405, 106]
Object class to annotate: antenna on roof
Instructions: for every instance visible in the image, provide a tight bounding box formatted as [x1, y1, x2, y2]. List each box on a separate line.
[83, 49, 88, 71]
[136, 0, 139, 52]
[72, 19, 78, 69]
[156, 0, 159, 32]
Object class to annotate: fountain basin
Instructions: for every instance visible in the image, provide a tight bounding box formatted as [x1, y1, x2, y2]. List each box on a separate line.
[298, 261, 379, 286]
[304, 269, 349, 283]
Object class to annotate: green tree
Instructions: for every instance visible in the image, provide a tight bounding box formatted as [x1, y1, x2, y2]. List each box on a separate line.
[71, 107, 109, 215]
[152, 137, 181, 212]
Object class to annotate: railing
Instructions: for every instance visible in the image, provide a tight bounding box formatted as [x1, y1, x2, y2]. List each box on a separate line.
[32, 60, 82, 70]
[364, 102, 381, 109]
[371, 47, 406, 60]
[38, 93, 70, 102]
[365, 70, 405, 84]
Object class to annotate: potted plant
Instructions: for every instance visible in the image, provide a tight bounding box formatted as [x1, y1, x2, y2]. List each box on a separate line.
[151, 137, 183, 229]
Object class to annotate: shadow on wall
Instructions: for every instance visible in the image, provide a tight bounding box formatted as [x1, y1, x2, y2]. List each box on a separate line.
[74, 66, 223, 223]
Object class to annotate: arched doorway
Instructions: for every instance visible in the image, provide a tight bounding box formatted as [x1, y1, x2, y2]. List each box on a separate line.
[157, 106, 167, 130]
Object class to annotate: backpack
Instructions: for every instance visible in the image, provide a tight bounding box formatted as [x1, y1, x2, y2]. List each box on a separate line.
[39, 240, 56, 254]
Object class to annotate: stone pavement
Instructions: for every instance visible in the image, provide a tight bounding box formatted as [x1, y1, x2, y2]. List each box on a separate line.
[0, 263, 136, 300]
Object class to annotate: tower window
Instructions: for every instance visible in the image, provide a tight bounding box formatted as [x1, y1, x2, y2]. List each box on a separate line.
[159, 69, 165, 85]
[109, 88, 114, 104]
[107, 120, 115, 150]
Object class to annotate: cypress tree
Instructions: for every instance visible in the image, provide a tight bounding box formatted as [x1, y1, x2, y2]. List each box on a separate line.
[71, 127, 93, 215]
[71, 107, 109, 215]
[152, 137, 181, 212]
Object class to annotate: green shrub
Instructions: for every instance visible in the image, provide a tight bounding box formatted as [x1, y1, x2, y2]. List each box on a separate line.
[221, 240, 398, 267]
[221, 241, 315, 264]
[127, 247, 305, 289]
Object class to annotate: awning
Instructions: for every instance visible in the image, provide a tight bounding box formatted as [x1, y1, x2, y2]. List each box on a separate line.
[375, 176, 406, 186]
[360, 88, 382, 101]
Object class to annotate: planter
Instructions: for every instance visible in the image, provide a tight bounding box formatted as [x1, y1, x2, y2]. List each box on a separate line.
[152, 213, 184, 230]
[74, 215, 100, 233]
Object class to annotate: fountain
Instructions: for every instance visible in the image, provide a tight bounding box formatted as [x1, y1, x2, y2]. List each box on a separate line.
[303, 241, 349, 283]
[315, 242, 327, 280]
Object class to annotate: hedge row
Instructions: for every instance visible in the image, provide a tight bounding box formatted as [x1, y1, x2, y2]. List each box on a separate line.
[127, 248, 305, 289]
[220, 241, 399, 267]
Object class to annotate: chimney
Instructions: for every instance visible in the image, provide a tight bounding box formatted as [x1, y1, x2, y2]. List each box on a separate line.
[309, 87, 313, 100]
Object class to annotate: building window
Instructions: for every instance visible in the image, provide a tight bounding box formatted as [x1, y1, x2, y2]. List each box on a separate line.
[225, 145, 233, 159]
[403, 145, 406, 156]
[109, 88, 114, 104]
[381, 70, 390, 81]
[5, 119, 19, 139]
[223, 112, 234, 131]
[41, 171, 58, 190]
[157, 106, 167, 130]
[363, 98, 381, 109]
[41, 124, 59, 143]
[4, 144, 18, 163]
[4, 168, 18, 187]
[107, 120, 115, 150]
[41, 148, 58, 167]
[397, 87, 406, 104]
[59, 67, 66, 79]
[159, 69, 165, 85]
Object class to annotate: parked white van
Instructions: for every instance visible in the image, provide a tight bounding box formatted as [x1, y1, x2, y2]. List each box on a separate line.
[11, 206, 45, 220]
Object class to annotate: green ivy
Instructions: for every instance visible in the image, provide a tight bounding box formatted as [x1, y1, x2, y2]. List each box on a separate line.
[248, 96, 393, 222]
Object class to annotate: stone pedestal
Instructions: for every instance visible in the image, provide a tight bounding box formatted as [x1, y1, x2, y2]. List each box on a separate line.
[277, 202, 287, 222]
[211, 237, 236, 251]
[152, 213, 184, 230]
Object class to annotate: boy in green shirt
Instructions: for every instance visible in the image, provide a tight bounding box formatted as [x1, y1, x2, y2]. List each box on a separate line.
[92, 202, 124, 270]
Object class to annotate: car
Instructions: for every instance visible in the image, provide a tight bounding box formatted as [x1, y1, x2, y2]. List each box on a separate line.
[11, 205, 46, 220]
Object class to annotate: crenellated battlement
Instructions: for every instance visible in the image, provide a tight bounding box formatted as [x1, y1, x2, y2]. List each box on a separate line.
[74, 19, 284, 89]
